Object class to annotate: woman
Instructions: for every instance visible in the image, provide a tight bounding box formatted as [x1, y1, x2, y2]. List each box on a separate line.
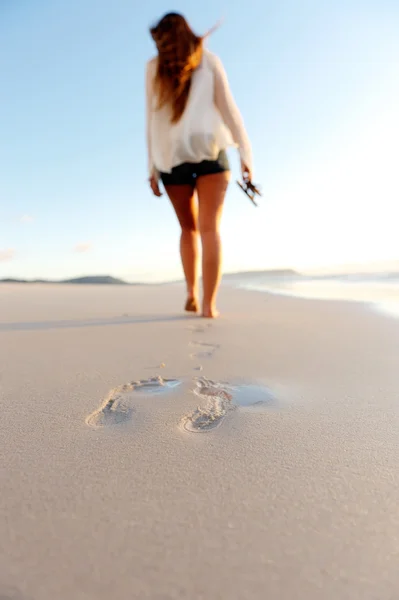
[146, 12, 253, 318]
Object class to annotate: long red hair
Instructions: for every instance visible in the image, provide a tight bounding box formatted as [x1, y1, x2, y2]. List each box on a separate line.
[150, 13, 204, 124]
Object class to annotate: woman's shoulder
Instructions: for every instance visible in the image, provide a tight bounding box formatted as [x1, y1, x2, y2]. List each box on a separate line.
[202, 49, 223, 72]
[202, 48, 218, 64]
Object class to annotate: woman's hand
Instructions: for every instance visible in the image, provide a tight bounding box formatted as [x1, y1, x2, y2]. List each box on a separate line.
[149, 175, 163, 197]
[241, 161, 252, 183]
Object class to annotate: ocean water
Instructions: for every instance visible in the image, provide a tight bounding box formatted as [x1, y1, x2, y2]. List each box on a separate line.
[239, 273, 399, 319]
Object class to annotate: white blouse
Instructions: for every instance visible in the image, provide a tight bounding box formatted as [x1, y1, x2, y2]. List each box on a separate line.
[145, 49, 252, 178]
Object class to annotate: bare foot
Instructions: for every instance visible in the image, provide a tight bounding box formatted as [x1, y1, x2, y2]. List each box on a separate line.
[202, 305, 220, 319]
[185, 297, 199, 313]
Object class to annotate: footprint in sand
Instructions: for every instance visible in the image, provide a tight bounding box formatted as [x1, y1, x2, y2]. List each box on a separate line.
[182, 379, 275, 433]
[187, 325, 207, 333]
[189, 341, 219, 359]
[187, 323, 213, 334]
[181, 378, 234, 432]
[86, 376, 181, 429]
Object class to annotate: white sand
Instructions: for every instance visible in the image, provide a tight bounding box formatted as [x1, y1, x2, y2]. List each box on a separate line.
[1, 283, 399, 599]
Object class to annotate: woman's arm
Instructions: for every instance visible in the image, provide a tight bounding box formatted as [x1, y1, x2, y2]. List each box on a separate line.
[146, 59, 162, 196]
[145, 59, 159, 180]
[212, 54, 253, 179]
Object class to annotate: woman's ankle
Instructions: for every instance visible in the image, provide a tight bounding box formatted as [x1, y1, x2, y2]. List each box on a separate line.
[202, 306, 219, 319]
[187, 287, 198, 300]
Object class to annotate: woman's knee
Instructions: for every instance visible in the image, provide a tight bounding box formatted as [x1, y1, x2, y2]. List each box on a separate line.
[181, 223, 198, 235]
[199, 217, 221, 235]
[200, 226, 220, 240]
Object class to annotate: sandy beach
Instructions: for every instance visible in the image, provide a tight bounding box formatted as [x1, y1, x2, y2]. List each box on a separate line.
[1, 282, 399, 599]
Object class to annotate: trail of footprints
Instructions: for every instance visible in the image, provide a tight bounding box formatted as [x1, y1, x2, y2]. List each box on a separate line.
[184, 324, 232, 431]
[86, 323, 273, 433]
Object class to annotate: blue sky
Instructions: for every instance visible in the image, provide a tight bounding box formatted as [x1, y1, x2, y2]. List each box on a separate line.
[1, 0, 398, 281]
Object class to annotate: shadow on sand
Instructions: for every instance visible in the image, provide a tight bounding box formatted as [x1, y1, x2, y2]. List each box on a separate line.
[0, 590, 31, 600]
[0, 314, 194, 333]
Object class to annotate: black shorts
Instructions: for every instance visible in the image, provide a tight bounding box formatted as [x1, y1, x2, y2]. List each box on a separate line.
[160, 151, 230, 186]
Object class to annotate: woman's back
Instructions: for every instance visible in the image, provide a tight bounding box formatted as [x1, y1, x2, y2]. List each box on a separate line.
[147, 50, 235, 173]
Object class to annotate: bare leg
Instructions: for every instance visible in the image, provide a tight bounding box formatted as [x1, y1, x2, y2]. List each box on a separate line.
[196, 171, 230, 318]
[164, 184, 199, 310]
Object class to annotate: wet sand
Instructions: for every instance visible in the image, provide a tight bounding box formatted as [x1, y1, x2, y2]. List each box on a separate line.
[1, 283, 399, 599]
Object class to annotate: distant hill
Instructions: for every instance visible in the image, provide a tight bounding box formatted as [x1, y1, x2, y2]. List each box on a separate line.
[0, 278, 49, 284]
[62, 276, 128, 285]
[0, 275, 129, 285]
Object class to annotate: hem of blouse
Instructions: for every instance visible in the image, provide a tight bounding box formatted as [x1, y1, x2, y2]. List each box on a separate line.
[155, 144, 239, 174]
